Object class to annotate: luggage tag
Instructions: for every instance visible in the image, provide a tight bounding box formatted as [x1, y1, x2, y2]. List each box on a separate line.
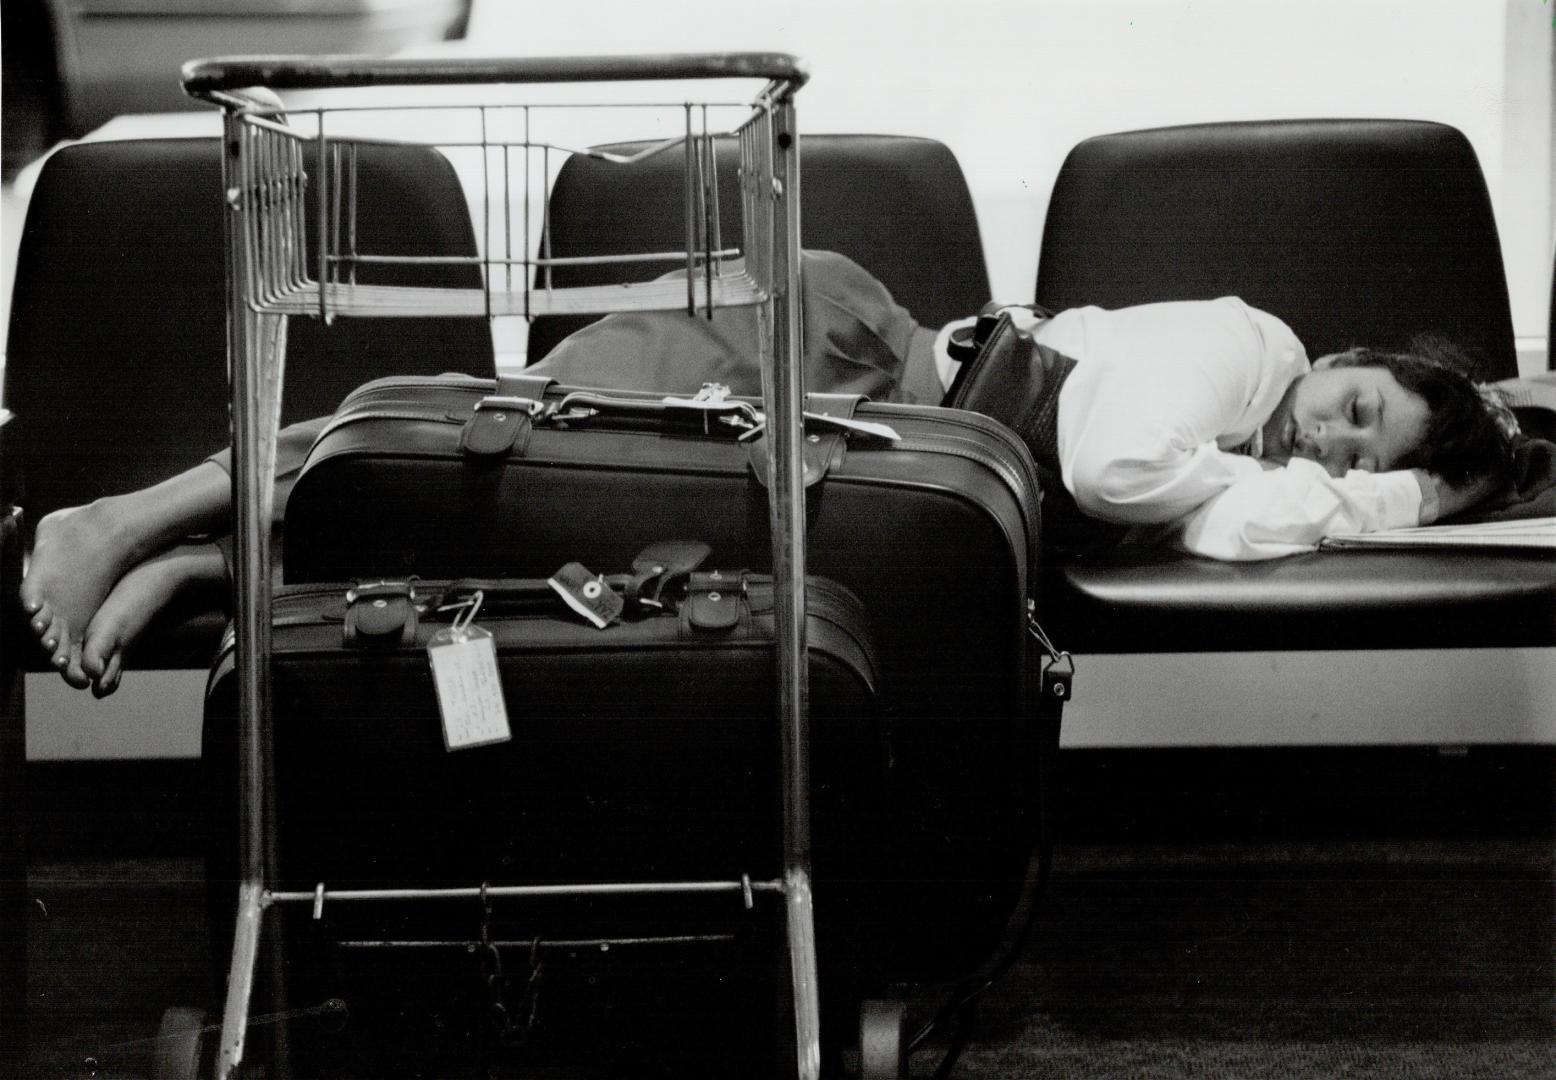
[428, 590, 512, 752]
[547, 562, 625, 629]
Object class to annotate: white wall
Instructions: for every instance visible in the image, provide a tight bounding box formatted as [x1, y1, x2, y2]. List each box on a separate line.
[466, 0, 1554, 370]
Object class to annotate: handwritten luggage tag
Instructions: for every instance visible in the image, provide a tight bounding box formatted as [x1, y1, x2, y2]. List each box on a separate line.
[427, 590, 512, 751]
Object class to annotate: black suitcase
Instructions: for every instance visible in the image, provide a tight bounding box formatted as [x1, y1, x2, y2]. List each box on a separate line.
[282, 373, 1047, 982]
[203, 559, 888, 1074]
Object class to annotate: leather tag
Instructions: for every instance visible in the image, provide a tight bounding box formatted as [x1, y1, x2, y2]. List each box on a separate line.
[745, 392, 865, 490]
[630, 541, 712, 605]
[460, 406, 531, 458]
[686, 570, 741, 631]
[343, 582, 418, 647]
[548, 562, 625, 629]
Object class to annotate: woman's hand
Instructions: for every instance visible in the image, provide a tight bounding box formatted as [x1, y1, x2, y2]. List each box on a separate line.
[1418, 470, 1504, 523]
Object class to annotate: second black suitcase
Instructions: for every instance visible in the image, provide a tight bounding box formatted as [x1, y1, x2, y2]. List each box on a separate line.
[203, 559, 888, 1072]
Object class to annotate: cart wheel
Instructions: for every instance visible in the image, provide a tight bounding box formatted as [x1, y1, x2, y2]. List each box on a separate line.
[859, 998, 908, 1080]
[153, 1006, 208, 1080]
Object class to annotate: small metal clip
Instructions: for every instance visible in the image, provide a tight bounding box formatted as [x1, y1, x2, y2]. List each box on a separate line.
[1028, 601, 1076, 702]
[449, 590, 485, 640]
[473, 395, 546, 418]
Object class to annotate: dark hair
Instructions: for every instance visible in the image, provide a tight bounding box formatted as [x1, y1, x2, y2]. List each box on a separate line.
[1330, 336, 1514, 485]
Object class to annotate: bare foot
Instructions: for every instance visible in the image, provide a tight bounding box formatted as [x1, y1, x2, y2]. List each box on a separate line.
[80, 543, 229, 697]
[19, 461, 231, 678]
[21, 501, 148, 676]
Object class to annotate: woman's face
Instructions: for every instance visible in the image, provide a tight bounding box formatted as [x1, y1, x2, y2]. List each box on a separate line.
[1261, 357, 1432, 477]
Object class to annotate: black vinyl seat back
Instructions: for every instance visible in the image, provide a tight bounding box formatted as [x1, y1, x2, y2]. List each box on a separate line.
[527, 133, 989, 362]
[1035, 119, 1518, 380]
[4, 137, 489, 533]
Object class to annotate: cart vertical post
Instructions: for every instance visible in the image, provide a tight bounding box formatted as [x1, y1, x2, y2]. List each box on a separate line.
[759, 92, 822, 1080]
[216, 103, 287, 1080]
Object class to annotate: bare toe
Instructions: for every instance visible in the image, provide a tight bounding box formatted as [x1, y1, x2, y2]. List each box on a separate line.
[46, 618, 72, 665]
[19, 576, 44, 614]
[91, 653, 124, 699]
[81, 625, 119, 681]
[61, 642, 92, 689]
[28, 600, 52, 635]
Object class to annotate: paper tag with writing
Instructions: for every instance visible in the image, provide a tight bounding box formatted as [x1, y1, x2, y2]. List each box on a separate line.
[427, 625, 512, 751]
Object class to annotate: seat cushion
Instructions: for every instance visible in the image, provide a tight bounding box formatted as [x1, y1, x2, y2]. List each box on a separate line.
[1046, 548, 1556, 653]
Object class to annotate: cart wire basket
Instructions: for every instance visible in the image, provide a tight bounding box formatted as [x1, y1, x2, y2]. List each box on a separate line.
[183, 51, 818, 1080]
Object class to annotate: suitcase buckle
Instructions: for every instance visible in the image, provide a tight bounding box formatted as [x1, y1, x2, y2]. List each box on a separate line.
[473, 395, 547, 418]
[462, 396, 546, 457]
[685, 569, 744, 632]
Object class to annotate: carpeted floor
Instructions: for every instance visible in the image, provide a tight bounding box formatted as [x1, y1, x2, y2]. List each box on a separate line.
[952, 838, 1555, 1079]
[11, 748, 1556, 1078]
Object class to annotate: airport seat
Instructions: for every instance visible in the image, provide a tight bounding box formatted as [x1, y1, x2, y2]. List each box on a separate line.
[1032, 119, 1556, 653]
[0, 138, 486, 1043]
[526, 133, 990, 362]
[2, 135, 489, 671]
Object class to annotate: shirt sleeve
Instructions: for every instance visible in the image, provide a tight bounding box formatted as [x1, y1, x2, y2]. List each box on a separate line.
[1174, 460, 1424, 560]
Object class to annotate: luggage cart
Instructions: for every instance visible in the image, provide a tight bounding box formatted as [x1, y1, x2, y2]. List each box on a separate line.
[181, 52, 818, 1079]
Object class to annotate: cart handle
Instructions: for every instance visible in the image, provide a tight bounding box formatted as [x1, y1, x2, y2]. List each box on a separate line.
[182, 52, 810, 100]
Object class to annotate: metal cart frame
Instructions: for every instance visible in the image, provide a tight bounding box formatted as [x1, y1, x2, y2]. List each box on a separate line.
[183, 52, 818, 1079]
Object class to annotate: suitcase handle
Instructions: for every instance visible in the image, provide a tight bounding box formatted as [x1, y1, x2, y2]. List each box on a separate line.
[543, 386, 898, 491]
[550, 387, 900, 439]
[552, 387, 764, 437]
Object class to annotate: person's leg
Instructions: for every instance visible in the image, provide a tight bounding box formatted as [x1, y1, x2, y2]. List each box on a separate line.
[21, 461, 231, 685]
